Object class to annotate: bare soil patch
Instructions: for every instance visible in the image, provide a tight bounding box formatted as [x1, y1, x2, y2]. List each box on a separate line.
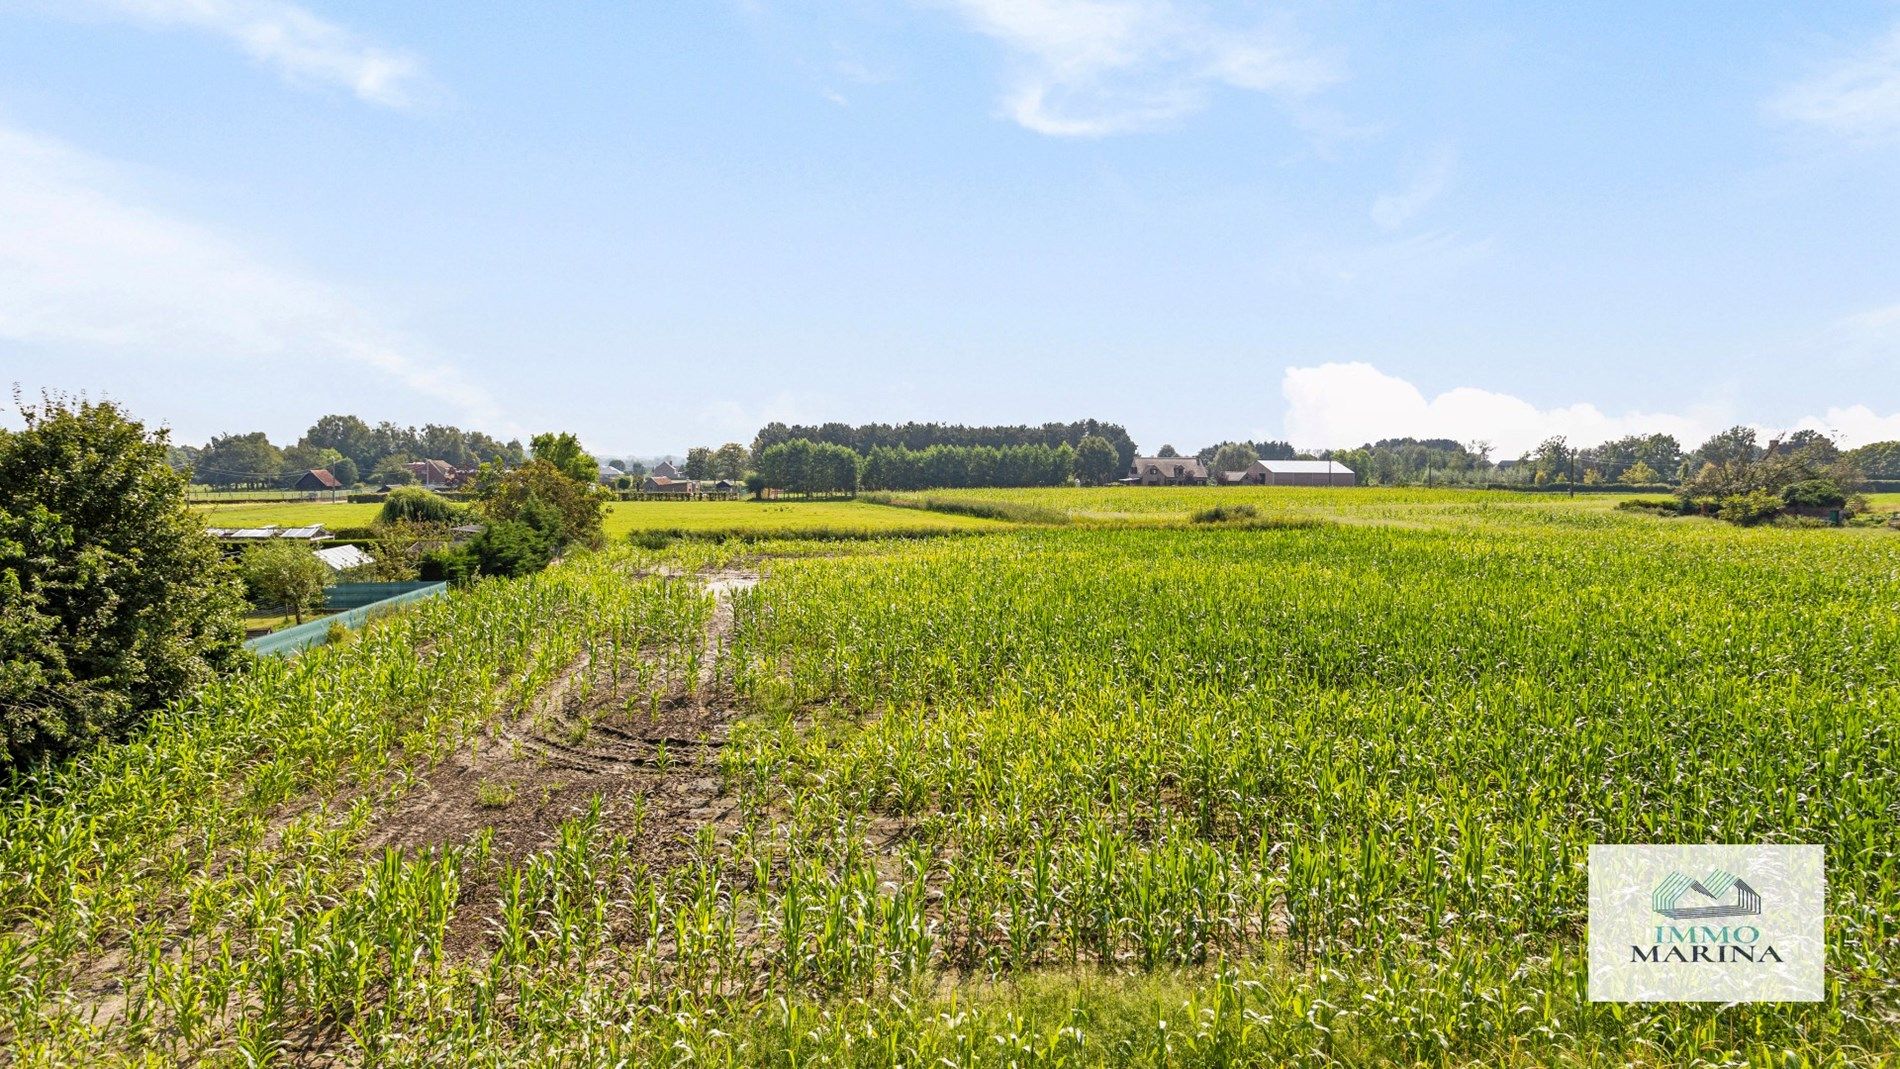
[361, 570, 760, 947]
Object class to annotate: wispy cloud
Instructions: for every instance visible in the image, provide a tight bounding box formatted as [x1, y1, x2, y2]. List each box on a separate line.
[1770, 24, 1900, 141]
[937, 0, 1337, 136]
[66, 0, 434, 108]
[1831, 301, 1900, 364]
[0, 122, 509, 431]
[1371, 147, 1456, 230]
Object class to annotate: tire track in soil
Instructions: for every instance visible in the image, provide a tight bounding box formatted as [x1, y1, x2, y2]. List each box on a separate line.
[361, 569, 760, 939]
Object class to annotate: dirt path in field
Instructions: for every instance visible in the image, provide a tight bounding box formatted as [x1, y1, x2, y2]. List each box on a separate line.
[44, 567, 762, 1063]
[364, 567, 758, 879]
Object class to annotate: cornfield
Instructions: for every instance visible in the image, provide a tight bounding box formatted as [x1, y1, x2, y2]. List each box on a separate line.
[2, 493, 1896, 1066]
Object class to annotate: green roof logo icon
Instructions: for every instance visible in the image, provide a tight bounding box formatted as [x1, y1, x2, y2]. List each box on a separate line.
[1652, 870, 1761, 920]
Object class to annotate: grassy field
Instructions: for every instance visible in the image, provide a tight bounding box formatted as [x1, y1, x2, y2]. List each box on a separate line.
[887, 484, 1641, 524]
[192, 501, 382, 528]
[602, 498, 1006, 537]
[6, 489, 1897, 1065]
[193, 498, 1008, 537]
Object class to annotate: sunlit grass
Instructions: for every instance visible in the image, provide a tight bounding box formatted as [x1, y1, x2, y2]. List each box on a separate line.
[604, 498, 1007, 537]
[190, 501, 381, 527]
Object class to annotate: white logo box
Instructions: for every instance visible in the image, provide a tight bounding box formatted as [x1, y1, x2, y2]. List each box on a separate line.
[1589, 844, 1824, 1002]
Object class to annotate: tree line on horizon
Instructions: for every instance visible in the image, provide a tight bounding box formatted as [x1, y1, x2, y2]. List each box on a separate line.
[708, 420, 1900, 495]
[166, 408, 1900, 496]
[1318, 428, 1898, 488]
[748, 420, 1138, 472]
[171, 414, 527, 490]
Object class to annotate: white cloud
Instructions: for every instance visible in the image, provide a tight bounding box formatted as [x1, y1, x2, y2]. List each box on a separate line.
[1281, 362, 1736, 457]
[937, 0, 1336, 136]
[0, 122, 509, 432]
[1282, 362, 1900, 454]
[1371, 147, 1456, 230]
[1770, 25, 1900, 141]
[1786, 405, 1900, 445]
[68, 0, 433, 108]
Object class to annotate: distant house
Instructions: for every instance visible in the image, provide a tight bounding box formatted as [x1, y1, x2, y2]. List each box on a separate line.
[292, 468, 342, 493]
[405, 459, 463, 489]
[641, 475, 696, 495]
[1223, 459, 1356, 487]
[650, 461, 681, 480]
[313, 544, 375, 574]
[1126, 457, 1209, 486]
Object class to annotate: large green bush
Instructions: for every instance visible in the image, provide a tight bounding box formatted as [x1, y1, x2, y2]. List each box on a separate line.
[378, 487, 459, 525]
[1717, 489, 1785, 526]
[0, 398, 244, 767]
[1781, 479, 1846, 509]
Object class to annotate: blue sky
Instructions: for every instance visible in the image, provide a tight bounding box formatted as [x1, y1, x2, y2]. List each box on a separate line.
[2, 0, 1898, 457]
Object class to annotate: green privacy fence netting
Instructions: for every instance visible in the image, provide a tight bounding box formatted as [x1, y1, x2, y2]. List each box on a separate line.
[243, 581, 448, 658]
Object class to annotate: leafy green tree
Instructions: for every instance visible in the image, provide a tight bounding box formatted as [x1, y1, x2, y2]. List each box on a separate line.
[0, 397, 244, 766]
[479, 459, 604, 550]
[282, 444, 344, 477]
[330, 457, 360, 487]
[1717, 489, 1784, 525]
[239, 540, 331, 624]
[1073, 435, 1119, 485]
[1690, 426, 1761, 472]
[756, 439, 860, 495]
[194, 431, 284, 488]
[1619, 460, 1660, 485]
[1778, 430, 1839, 464]
[1155, 444, 1179, 458]
[364, 521, 432, 581]
[1588, 434, 1682, 483]
[417, 424, 479, 468]
[1529, 436, 1574, 483]
[301, 414, 379, 471]
[1845, 441, 1900, 480]
[1781, 479, 1846, 508]
[744, 472, 766, 499]
[437, 519, 556, 579]
[370, 462, 417, 487]
[757, 439, 812, 494]
[529, 432, 598, 485]
[379, 487, 459, 525]
[684, 447, 714, 480]
[751, 419, 1137, 471]
[815, 442, 861, 495]
[1208, 442, 1259, 476]
[712, 442, 749, 480]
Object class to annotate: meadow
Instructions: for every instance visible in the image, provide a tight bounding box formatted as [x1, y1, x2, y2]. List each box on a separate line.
[5, 489, 1897, 1065]
[192, 501, 381, 528]
[600, 498, 1004, 538]
[192, 498, 1006, 537]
